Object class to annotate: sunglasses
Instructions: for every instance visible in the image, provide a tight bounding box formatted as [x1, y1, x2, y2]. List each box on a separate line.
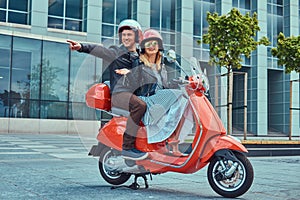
[144, 41, 158, 48]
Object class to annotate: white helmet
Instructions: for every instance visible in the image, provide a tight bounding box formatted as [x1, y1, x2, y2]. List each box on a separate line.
[118, 19, 143, 43]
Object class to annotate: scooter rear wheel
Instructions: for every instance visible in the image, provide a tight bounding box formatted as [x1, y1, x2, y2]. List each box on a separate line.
[207, 151, 254, 198]
[99, 147, 131, 185]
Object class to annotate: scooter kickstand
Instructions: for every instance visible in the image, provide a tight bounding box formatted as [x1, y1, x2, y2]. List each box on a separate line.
[128, 174, 148, 190]
[111, 174, 149, 190]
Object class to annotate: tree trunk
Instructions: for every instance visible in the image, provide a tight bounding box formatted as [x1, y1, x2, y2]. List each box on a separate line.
[227, 68, 233, 135]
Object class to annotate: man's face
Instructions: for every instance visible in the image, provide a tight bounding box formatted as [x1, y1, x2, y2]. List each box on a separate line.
[121, 29, 136, 50]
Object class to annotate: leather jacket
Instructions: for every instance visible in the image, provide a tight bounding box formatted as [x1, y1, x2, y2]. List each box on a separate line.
[79, 43, 139, 94]
[132, 62, 169, 97]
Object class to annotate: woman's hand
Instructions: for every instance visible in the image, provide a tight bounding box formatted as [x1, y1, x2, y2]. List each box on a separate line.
[115, 68, 131, 75]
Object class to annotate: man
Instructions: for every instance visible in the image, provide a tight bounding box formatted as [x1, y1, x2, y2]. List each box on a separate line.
[67, 19, 148, 160]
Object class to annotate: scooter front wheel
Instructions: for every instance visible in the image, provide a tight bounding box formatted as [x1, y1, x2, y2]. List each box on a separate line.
[99, 147, 131, 185]
[207, 151, 254, 198]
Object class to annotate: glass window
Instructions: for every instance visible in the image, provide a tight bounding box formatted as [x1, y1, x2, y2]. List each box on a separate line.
[8, 12, 28, 24]
[102, 0, 114, 23]
[267, 0, 283, 70]
[0, 34, 102, 120]
[102, 24, 115, 37]
[150, 0, 160, 28]
[48, 0, 87, 32]
[0, 10, 5, 22]
[0, 0, 7, 9]
[0, 0, 31, 25]
[0, 35, 11, 117]
[161, 0, 175, 30]
[151, 0, 176, 31]
[116, 0, 132, 24]
[11, 37, 42, 118]
[48, 0, 63, 16]
[66, 0, 82, 18]
[40, 41, 69, 119]
[232, 0, 251, 13]
[69, 52, 100, 120]
[193, 0, 216, 60]
[9, 0, 28, 11]
[101, 0, 136, 44]
[41, 41, 69, 102]
[150, 0, 176, 51]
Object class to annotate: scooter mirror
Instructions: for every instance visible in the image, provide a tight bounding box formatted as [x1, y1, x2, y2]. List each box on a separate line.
[166, 49, 176, 63]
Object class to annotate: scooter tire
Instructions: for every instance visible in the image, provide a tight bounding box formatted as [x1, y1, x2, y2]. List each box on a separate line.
[99, 147, 131, 185]
[207, 151, 254, 198]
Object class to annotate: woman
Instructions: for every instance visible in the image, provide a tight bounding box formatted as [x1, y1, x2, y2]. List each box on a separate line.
[116, 29, 188, 156]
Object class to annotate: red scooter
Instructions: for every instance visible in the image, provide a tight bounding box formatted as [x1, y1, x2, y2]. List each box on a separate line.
[87, 56, 254, 198]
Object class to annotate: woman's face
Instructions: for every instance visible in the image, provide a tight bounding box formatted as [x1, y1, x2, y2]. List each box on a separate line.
[144, 40, 159, 55]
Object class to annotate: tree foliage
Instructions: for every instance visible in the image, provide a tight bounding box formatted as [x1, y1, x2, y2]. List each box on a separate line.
[271, 32, 300, 73]
[201, 8, 270, 70]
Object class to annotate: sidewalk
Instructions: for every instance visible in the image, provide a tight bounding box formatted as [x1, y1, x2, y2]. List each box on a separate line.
[238, 136, 300, 157]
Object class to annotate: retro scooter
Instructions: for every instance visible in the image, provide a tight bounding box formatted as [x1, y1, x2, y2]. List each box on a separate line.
[86, 56, 254, 198]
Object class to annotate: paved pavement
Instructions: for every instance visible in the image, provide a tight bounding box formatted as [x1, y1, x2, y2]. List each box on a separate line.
[0, 133, 300, 200]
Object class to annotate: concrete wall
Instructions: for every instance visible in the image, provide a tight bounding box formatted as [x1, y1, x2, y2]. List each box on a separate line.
[0, 118, 99, 135]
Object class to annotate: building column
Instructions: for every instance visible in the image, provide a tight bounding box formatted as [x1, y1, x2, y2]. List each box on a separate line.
[289, 0, 300, 136]
[31, 0, 48, 35]
[180, 1, 193, 60]
[256, 1, 268, 136]
[86, 1, 102, 42]
[137, 0, 151, 29]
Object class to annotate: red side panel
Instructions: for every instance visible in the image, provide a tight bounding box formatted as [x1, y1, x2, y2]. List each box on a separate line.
[97, 117, 127, 151]
[86, 83, 111, 111]
[97, 117, 165, 152]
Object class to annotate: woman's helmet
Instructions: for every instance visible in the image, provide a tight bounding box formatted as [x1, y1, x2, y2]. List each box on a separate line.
[118, 19, 143, 43]
[140, 29, 164, 52]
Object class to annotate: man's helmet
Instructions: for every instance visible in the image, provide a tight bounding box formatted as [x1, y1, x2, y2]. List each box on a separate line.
[118, 19, 143, 43]
[140, 29, 164, 53]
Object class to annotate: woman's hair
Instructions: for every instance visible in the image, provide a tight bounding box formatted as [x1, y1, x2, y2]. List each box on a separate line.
[140, 52, 162, 71]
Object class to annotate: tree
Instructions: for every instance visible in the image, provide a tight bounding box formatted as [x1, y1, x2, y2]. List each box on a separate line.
[271, 32, 300, 73]
[201, 8, 270, 134]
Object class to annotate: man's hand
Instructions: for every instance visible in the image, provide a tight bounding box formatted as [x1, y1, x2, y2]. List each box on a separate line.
[115, 68, 131, 75]
[67, 39, 82, 51]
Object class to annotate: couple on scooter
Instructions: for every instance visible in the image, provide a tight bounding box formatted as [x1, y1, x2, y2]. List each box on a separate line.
[67, 19, 188, 160]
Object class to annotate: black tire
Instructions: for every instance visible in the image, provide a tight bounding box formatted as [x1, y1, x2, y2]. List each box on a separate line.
[207, 152, 254, 198]
[98, 147, 131, 185]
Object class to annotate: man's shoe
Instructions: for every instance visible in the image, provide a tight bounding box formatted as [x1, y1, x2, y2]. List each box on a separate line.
[122, 148, 148, 160]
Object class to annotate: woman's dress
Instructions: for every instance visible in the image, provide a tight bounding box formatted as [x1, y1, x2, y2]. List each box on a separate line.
[138, 65, 188, 144]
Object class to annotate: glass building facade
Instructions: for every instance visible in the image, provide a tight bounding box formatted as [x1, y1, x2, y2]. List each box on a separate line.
[0, 0, 299, 136]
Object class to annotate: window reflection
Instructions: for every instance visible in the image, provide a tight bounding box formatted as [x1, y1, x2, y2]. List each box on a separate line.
[0, 35, 11, 117]
[11, 37, 41, 118]
[42, 41, 69, 102]
[0, 36, 100, 120]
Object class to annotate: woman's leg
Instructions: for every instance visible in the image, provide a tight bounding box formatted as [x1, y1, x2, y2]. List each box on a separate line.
[167, 117, 186, 156]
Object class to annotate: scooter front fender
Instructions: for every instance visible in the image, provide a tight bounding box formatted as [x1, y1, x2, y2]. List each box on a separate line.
[200, 135, 248, 163]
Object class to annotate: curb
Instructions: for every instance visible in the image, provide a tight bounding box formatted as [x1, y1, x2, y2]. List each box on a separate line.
[242, 140, 300, 145]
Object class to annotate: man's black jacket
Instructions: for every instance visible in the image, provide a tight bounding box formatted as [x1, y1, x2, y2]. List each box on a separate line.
[79, 43, 140, 94]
